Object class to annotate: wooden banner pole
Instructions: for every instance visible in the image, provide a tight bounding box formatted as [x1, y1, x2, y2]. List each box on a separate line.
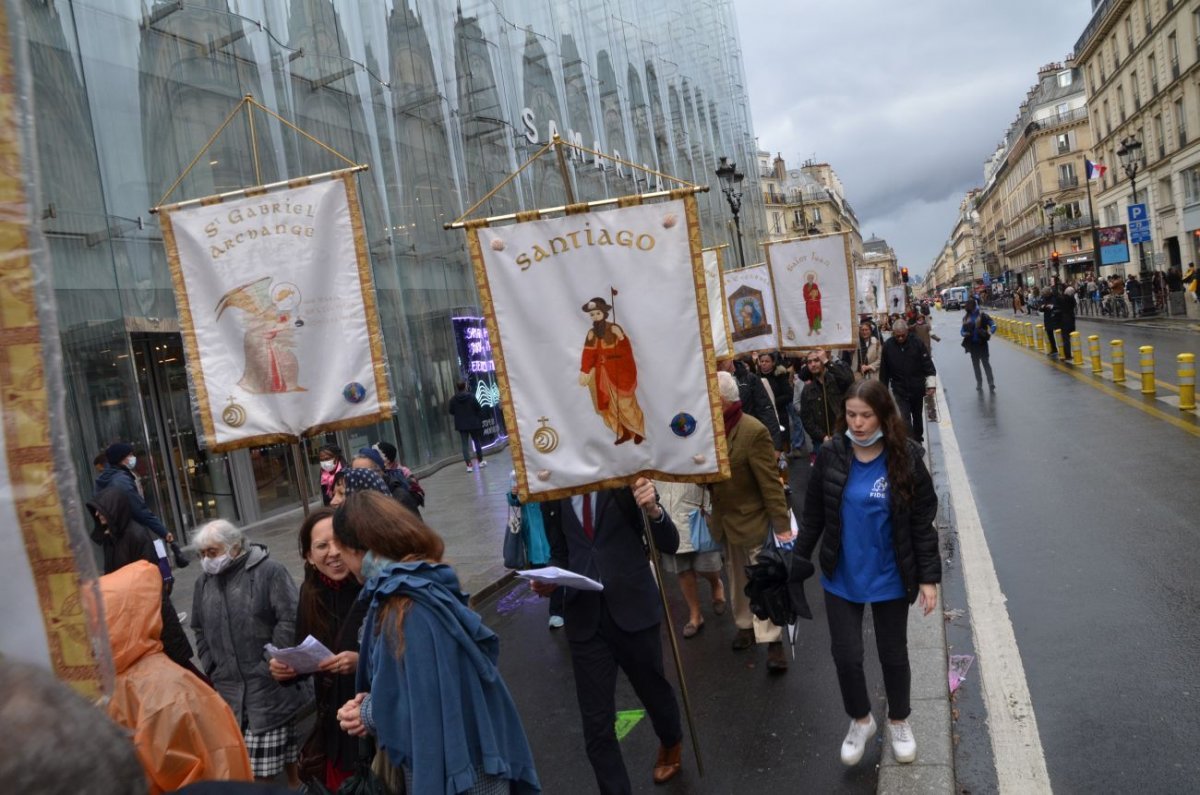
[291, 441, 312, 517]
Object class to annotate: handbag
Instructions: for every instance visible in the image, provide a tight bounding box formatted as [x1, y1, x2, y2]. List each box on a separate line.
[688, 509, 721, 554]
[502, 506, 527, 569]
[338, 739, 389, 795]
[297, 723, 328, 787]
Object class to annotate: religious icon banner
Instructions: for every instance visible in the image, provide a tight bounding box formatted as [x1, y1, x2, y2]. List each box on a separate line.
[702, 247, 735, 359]
[855, 267, 886, 315]
[722, 263, 780, 356]
[159, 174, 392, 451]
[766, 232, 857, 350]
[887, 286, 908, 314]
[468, 195, 729, 501]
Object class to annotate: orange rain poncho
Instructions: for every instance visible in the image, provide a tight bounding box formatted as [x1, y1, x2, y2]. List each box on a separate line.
[100, 561, 253, 793]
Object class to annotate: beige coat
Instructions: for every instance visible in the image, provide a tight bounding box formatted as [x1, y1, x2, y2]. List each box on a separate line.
[851, 336, 881, 380]
[709, 413, 790, 548]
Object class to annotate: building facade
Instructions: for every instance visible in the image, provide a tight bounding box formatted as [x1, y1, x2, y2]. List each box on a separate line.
[14, 0, 764, 538]
[755, 152, 863, 264]
[1076, 0, 1200, 283]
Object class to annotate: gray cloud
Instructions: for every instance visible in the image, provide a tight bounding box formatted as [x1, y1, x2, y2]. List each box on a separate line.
[736, 0, 1095, 274]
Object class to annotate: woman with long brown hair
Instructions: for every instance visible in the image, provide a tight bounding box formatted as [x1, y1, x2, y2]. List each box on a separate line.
[269, 507, 368, 791]
[794, 379, 940, 768]
[330, 492, 540, 794]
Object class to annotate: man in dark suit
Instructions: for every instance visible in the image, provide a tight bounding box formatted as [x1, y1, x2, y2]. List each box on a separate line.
[533, 477, 683, 793]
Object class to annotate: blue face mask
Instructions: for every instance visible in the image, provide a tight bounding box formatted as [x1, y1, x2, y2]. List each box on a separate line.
[360, 550, 391, 582]
[845, 428, 884, 447]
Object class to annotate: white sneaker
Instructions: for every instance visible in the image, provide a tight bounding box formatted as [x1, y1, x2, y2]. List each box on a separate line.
[547, 615, 564, 629]
[479, 460, 489, 468]
[466, 465, 473, 472]
[888, 719, 916, 763]
[840, 714, 877, 766]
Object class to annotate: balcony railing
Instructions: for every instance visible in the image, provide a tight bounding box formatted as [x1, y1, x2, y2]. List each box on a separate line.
[1059, 175, 1079, 189]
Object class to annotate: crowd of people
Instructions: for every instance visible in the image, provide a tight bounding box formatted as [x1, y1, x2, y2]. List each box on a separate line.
[38, 304, 963, 794]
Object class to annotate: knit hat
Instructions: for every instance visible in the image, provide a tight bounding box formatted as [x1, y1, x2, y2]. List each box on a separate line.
[374, 441, 398, 466]
[355, 447, 387, 471]
[105, 442, 134, 466]
[343, 468, 392, 497]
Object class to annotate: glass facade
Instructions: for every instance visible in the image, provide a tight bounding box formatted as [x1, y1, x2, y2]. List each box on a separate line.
[14, 0, 764, 535]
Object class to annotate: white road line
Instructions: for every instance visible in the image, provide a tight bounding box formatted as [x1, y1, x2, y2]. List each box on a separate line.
[935, 388, 1052, 794]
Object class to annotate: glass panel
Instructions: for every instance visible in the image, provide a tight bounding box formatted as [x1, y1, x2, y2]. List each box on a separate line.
[250, 443, 301, 516]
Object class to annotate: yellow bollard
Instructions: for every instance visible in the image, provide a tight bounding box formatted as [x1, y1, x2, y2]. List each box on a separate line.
[1035, 324, 1045, 352]
[1053, 328, 1065, 358]
[1025, 322, 1034, 347]
[1140, 345, 1155, 395]
[1179, 354, 1196, 410]
[1070, 332, 1083, 366]
[1088, 335, 1102, 374]
[1111, 340, 1125, 383]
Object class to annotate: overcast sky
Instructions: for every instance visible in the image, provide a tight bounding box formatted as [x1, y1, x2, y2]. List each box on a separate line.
[734, 1, 1097, 277]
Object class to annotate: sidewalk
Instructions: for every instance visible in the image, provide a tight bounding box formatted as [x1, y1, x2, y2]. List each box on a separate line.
[172, 448, 517, 613]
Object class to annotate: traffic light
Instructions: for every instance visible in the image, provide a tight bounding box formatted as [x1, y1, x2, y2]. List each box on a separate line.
[901, 267, 910, 283]
[1051, 251, 1061, 270]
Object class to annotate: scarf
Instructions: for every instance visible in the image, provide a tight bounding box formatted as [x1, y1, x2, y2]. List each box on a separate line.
[723, 400, 744, 434]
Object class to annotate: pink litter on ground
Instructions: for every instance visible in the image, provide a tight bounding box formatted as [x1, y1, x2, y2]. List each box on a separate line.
[948, 654, 975, 693]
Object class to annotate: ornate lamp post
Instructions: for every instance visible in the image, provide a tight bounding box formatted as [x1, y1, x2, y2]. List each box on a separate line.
[1044, 197, 1058, 283]
[715, 156, 747, 268]
[1117, 134, 1157, 315]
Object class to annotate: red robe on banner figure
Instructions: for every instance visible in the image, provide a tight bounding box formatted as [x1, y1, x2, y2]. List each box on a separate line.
[803, 272, 823, 335]
[578, 297, 646, 444]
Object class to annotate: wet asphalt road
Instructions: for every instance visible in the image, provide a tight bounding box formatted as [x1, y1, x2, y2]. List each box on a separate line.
[477, 462, 891, 794]
[928, 310, 1200, 793]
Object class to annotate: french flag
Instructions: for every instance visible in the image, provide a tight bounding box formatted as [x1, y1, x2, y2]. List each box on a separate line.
[1086, 159, 1107, 181]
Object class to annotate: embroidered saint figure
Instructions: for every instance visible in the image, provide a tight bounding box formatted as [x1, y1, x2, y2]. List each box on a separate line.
[215, 277, 305, 394]
[578, 296, 646, 445]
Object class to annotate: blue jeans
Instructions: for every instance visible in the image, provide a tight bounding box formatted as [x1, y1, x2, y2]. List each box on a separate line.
[787, 403, 806, 452]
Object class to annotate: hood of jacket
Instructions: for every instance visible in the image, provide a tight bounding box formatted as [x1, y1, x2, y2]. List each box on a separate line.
[87, 486, 134, 544]
[94, 465, 131, 493]
[100, 561, 163, 673]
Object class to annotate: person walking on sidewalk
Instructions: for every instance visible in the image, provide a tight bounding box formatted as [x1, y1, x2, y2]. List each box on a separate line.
[794, 379, 941, 768]
[95, 442, 188, 567]
[447, 381, 488, 472]
[1059, 287, 1078, 361]
[878, 321, 937, 445]
[709, 371, 794, 673]
[535, 478, 685, 791]
[800, 350, 854, 457]
[960, 298, 997, 391]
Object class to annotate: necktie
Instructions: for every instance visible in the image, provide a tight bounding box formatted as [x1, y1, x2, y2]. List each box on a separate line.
[582, 493, 594, 541]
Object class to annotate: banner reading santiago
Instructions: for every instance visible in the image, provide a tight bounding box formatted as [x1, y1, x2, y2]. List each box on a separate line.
[766, 232, 856, 350]
[468, 195, 729, 501]
[159, 174, 391, 451]
[722, 263, 779, 356]
[702, 247, 734, 359]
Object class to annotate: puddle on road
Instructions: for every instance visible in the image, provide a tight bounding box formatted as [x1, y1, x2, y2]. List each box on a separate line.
[495, 582, 543, 614]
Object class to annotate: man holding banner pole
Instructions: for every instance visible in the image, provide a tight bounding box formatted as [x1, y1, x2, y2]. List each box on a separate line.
[532, 478, 684, 792]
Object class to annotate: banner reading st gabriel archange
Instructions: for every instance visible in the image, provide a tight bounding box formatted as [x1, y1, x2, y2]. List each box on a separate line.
[159, 174, 391, 451]
[469, 196, 729, 500]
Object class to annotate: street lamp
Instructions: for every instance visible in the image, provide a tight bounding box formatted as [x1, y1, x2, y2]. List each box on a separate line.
[1117, 134, 1156, 315]
[715, 156, 747, 268]
[1043, 198, 1058, 283]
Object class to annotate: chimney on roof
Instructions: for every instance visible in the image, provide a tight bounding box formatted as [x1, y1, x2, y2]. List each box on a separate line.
[773, 153, 786, 180]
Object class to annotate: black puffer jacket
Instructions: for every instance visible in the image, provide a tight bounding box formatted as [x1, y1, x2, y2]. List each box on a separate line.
[795, 436, 940, 604]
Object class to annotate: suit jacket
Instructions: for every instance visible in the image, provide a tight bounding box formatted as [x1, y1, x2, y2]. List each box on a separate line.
[544, 487, 678, 642]
[708, 413, 790, 548]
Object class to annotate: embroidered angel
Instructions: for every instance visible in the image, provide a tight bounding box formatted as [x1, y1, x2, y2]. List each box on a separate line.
[215, 277, 306, 394]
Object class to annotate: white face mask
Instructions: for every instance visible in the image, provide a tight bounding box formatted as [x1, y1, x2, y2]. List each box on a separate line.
[320, 460, 337, 472]
[201, 553, 232, 575]
[124, 455, 137, 470]
[845, 428, 885, 448]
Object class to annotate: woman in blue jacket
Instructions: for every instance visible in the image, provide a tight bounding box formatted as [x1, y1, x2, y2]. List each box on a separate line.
[332, 491, 540, 794]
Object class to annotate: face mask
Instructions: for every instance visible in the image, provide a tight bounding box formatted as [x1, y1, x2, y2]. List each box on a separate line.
[845, 428, 884, 447]
[201, 553, 231, 576]
[320, 460, 337, 472]
[124, 456, 137, 470]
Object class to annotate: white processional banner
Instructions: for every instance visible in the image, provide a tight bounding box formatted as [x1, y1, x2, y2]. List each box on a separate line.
[469, 195, 729, 501]
[766, 232, 857, 350]
[887, 286, 908, 314]
[702, 247, 734, 359]
[855, 267, 886, 315]
[160, 174, 392, 451]
[722, 263, 780, 356]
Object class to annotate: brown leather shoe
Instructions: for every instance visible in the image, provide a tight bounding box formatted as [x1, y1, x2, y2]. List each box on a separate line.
[766, 641, 788, 673]
[731, 628, 755, 651]
[652, 742, 682, 785]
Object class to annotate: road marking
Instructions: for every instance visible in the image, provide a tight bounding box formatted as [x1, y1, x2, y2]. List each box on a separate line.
[936, 389, 1052, 794]
[615, 709, 645, 741]
[1000, 338, 1200, 437]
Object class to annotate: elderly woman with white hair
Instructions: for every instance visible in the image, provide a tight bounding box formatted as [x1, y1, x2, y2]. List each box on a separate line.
[190, 519, 310, 787]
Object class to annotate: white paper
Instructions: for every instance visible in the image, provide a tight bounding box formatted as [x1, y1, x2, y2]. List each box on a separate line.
[265, 634, 334, 674]
[517, 566, 604, 592]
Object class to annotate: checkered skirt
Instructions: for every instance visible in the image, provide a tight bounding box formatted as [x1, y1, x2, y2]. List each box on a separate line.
[244, 721, 299, 779]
